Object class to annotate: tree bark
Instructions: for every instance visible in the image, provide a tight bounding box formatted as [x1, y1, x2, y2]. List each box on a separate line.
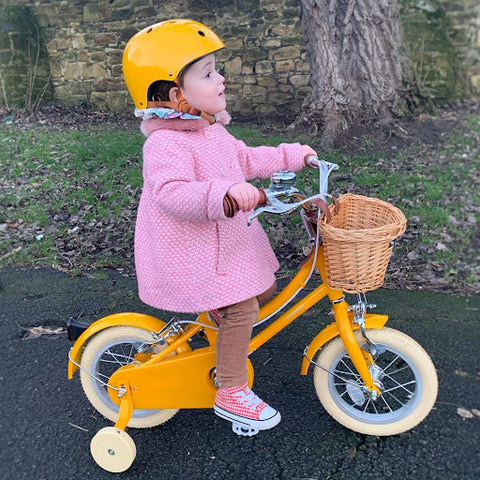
[298, 0, 421, 147]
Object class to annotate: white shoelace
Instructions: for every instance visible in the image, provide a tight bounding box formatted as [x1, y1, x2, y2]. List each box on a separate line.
[232, 388, 263, 410]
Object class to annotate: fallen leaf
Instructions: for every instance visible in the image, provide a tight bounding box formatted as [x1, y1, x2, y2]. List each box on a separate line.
[20, 325, 66, 340]
[456, 407, 475, 419]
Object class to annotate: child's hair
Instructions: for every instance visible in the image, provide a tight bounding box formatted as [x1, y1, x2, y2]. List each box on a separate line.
[146, 59, 192, 101]
[146, 56, 197, 102]
[147, 80, 177, 102]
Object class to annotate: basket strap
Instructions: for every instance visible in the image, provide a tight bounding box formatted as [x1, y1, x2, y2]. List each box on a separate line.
[332, 196, 341, 215]
[312, 195, 341, 222]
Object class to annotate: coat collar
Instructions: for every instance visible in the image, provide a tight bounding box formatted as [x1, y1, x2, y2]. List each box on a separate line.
[140, 110, 231, 138]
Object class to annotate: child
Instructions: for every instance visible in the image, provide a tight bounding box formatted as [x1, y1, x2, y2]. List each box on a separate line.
[123, 19, 317, 434]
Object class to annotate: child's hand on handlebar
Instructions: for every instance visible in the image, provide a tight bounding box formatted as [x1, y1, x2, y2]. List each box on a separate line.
[227, 182, 261, 212]
[301, 145, 317, 165]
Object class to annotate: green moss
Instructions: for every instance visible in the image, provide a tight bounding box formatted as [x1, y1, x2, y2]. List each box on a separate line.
[400, 0, 463, 101]
[0, 5, 52, 109]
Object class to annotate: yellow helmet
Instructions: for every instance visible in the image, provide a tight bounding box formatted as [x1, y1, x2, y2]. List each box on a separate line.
[123, 19, 225, 109]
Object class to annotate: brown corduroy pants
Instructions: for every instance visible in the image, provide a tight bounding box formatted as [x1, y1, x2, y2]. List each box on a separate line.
[216, 282, 276, 388]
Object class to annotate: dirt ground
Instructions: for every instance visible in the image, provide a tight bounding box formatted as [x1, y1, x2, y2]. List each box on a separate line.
[2, 99, 479, 295]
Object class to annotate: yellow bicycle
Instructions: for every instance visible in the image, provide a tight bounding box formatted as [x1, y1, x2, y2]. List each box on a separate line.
[67, 158, 438, 473]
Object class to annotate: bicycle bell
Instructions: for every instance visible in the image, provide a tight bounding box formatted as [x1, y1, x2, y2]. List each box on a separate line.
[270, 170, 297, 191]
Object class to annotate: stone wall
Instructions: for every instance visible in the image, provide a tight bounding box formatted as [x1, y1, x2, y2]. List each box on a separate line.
[446, 0, 480, 92]
[0, 0, 478, 117]
[0, 0, 310, 118]
[0, 5, 52, 109]
[401, 0, 480, 100]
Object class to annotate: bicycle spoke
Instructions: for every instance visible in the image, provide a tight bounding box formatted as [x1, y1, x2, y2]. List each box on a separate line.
[127, 343, 135, 362]
[120, 343, 129, 364]
[362, 397, 373, 413]
[380, 354, 400, 374]
[338, 358, 361, 380]
[338, 388, 349, 399]
[380, 393, 394, 413]
[383, 389, 408, 408]
[385, 364, 411, 377]
[382, 379, 416, 396]
[104, 349, 128, 366]
[335, 367, 358, 377]
[96, 371, 111, 382]
[102, 347, 135, 366]
[99, 355, 133, 365]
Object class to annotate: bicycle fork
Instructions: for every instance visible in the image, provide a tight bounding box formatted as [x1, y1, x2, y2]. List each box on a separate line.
[330, 295, 382, 398]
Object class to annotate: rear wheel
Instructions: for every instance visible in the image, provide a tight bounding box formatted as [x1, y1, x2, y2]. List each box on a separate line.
[313, 327, 438, 435]
[80, 326, 180, 428]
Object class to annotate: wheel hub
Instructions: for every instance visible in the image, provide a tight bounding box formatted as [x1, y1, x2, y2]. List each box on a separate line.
[345, 365, 386, 406]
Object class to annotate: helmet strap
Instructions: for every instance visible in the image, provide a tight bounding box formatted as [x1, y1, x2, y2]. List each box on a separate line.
[146, 87, 216, 125]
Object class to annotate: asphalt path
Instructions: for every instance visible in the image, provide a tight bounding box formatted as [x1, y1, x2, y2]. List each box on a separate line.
[0, 267, 479, 480]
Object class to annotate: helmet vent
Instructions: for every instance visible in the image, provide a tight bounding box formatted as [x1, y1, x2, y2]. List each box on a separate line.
[198, 30, 206, 37]
[147, 28, 153, 33]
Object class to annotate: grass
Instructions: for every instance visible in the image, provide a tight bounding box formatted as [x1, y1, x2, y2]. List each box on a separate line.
[0, 125, 144, 267]
[1, 114, 479, 285]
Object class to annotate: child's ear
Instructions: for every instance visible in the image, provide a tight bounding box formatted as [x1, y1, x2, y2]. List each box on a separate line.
[168, 87, 180, 103]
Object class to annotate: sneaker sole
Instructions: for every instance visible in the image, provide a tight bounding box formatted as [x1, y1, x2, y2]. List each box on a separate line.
[214, 404, 281, 430]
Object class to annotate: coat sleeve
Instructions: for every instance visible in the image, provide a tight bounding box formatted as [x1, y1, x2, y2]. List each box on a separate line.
[143, 132, 237, 223]
[226, 129, 305, 180]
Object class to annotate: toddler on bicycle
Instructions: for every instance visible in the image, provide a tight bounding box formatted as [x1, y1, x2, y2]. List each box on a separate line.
[123, 19, 316, 434]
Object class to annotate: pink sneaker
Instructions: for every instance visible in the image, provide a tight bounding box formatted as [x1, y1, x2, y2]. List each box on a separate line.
[214, 383, 281, 436]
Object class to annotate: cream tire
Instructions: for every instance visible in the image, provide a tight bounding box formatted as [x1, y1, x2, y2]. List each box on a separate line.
[90, 427, 136, 473]
[80, 326, 178, 428]
[313, 327, 438, 436]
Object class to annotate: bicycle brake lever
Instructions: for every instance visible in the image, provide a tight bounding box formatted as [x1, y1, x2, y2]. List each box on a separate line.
[247, 191, 296, 225]
[247, 160, 340, 225]
[247, 192, 330, 225]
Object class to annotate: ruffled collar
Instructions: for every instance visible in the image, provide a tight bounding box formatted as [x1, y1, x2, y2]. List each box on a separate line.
[140, 110, 231, 138]
[135, 107, 202, 121]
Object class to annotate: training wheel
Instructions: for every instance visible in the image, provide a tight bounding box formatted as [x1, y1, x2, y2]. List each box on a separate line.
[90, 427, 136, 473]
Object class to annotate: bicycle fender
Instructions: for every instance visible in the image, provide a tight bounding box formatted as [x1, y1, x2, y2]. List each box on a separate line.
[300, 313, 388, 375]
[67, 312, 171, 379]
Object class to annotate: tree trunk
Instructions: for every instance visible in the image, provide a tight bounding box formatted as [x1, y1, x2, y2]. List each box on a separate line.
[298, 0, 421, 147]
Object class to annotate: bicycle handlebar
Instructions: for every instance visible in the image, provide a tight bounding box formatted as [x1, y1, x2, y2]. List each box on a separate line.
[305, 155, 321, 168]
[223, 157, 339, 220]
[223, 189, 268, 218]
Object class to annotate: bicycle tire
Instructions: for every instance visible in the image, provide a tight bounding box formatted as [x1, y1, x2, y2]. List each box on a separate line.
[313, 327, 438, 435]
[80, 326, 179, 428]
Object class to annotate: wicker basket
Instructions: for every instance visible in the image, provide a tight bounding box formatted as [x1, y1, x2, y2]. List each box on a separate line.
[318, 193, 407, 293]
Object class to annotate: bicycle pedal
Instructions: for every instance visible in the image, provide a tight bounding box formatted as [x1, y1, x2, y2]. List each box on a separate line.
[232, 423, 259, 436]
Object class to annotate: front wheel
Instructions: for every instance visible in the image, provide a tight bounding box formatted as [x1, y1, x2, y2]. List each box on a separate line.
[80, 326, 181, 428]
[313, 327, 438, 436]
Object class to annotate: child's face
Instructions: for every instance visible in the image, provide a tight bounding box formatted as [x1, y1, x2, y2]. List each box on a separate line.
[180, 54, 226, 115]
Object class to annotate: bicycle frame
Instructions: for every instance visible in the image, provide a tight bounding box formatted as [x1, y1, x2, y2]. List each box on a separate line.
[69, 159, 389, 431]
[68, 159, 439, 475]
[97, 237, 388, 430]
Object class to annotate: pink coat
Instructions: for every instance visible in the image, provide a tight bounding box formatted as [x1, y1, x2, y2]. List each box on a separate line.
[135, 115, 304, 312]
